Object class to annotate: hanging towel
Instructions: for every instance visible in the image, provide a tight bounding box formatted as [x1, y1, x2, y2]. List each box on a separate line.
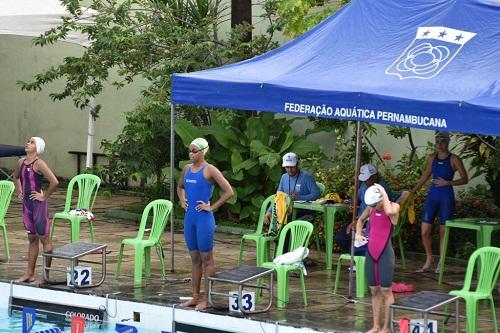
[273, 247, 309, 275]
[268, 191, 291, 235]
[275, 191, 288, 228]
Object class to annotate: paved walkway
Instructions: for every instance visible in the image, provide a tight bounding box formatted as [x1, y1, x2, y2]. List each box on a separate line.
[0, 189, 498, 332]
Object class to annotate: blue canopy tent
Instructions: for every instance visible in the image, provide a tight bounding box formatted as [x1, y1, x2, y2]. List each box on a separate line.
[170, 0, 499, 286]
[173, 0, 500, 136]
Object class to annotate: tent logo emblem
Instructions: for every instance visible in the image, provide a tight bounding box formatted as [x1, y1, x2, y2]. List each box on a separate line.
[386, 26, 476, 80]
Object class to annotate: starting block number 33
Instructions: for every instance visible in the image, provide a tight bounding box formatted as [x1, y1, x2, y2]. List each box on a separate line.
[228, 291, 255, 312]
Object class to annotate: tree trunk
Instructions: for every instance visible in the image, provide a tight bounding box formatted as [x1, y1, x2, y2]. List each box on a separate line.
[231, 0, 252, 41]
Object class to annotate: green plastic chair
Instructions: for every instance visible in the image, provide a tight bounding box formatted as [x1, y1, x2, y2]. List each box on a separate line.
[0, 181, 15, 262]
[50, 174, 101, 242]
[115, 199, 173, 284]
[238, 195, 275, 266]
[238, 194, 292, 267]
[334, 254, 368, 298]
[449, 246, 500, 333]
[262, 220, 314, 308]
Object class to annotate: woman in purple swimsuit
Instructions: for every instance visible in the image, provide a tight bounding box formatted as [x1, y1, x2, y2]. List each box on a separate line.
[356, 184, 400, 333]
[13, 137, 58, 284]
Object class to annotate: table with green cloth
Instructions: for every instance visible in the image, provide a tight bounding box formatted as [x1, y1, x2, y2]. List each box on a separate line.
[438, 217, 500, 284]
[292, 202, 348, 270]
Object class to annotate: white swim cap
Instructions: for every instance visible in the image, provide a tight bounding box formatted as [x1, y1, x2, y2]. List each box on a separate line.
[32, 137, 45, 154]
[190, 138, 209, 154]
[364, 185, 383, 206]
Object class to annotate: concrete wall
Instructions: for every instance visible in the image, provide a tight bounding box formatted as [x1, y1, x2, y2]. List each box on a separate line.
[0, 35, 143, 179]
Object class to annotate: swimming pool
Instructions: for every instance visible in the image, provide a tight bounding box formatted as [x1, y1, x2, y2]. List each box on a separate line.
[0, 308, 162, 333]
[0, 282, 320, 333]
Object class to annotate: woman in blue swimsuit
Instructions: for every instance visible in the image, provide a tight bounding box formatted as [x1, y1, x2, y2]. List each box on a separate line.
[411, 131, 468, 273]
[177, 138, 234, 310]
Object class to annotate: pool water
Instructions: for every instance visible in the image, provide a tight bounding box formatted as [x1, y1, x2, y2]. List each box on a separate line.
[0, 308, 156, 333]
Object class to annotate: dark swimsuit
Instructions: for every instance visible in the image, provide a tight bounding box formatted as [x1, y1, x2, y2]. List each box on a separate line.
[422, 154, 455, 225]
[20, 159, 50, 235]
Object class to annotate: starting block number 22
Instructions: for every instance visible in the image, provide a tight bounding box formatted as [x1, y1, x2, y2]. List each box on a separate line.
[67, 266, 92, 286]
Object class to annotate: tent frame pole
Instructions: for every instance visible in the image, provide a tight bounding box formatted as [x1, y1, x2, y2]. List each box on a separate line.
[170, 103, 176, 272]
[85, 97, 96, 169]
[348, 121, 363, 299]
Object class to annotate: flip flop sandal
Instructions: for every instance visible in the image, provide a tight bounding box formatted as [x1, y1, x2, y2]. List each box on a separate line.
[415, 267, 432, 273]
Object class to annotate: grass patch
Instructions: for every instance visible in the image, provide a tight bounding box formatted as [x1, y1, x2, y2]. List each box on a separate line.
[117, 204, 258, 230]
[217, 219, 257, 229]
[120, 202, 147, 214]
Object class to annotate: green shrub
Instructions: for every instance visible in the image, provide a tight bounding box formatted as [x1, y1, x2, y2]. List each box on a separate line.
[175, 110, 323, 224]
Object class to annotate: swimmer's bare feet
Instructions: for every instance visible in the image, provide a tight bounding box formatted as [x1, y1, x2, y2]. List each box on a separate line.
[366, 327, 380, 333]
[195, 300, 212, 311]
[31, 277, 47, 285]
[179, 294, 199, 307]
[15, 273, 35, 283]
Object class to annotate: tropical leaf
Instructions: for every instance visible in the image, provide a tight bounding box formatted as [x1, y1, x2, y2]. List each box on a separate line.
[250, 139, 274, 155]
[279, 131, 295, 153]
[246, 117, 263, 140]
[289, 137, 321, 155]
[175, 119, 202, 147]
[230, 171, 244, 181]
[203, 123, 238, 148]
[240, 205, 254, 219]
[233, 159, 259, 173]
[228, 201, 241, 214]
[236, 185, 257, 198]
[227, 188, 237, 204]
[268, 166, 283, 183]
[231, 151, 244, 173]
[251, 195, 266, 209]
[178, 159, 191, 169]
[259, 153, 281, 168]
